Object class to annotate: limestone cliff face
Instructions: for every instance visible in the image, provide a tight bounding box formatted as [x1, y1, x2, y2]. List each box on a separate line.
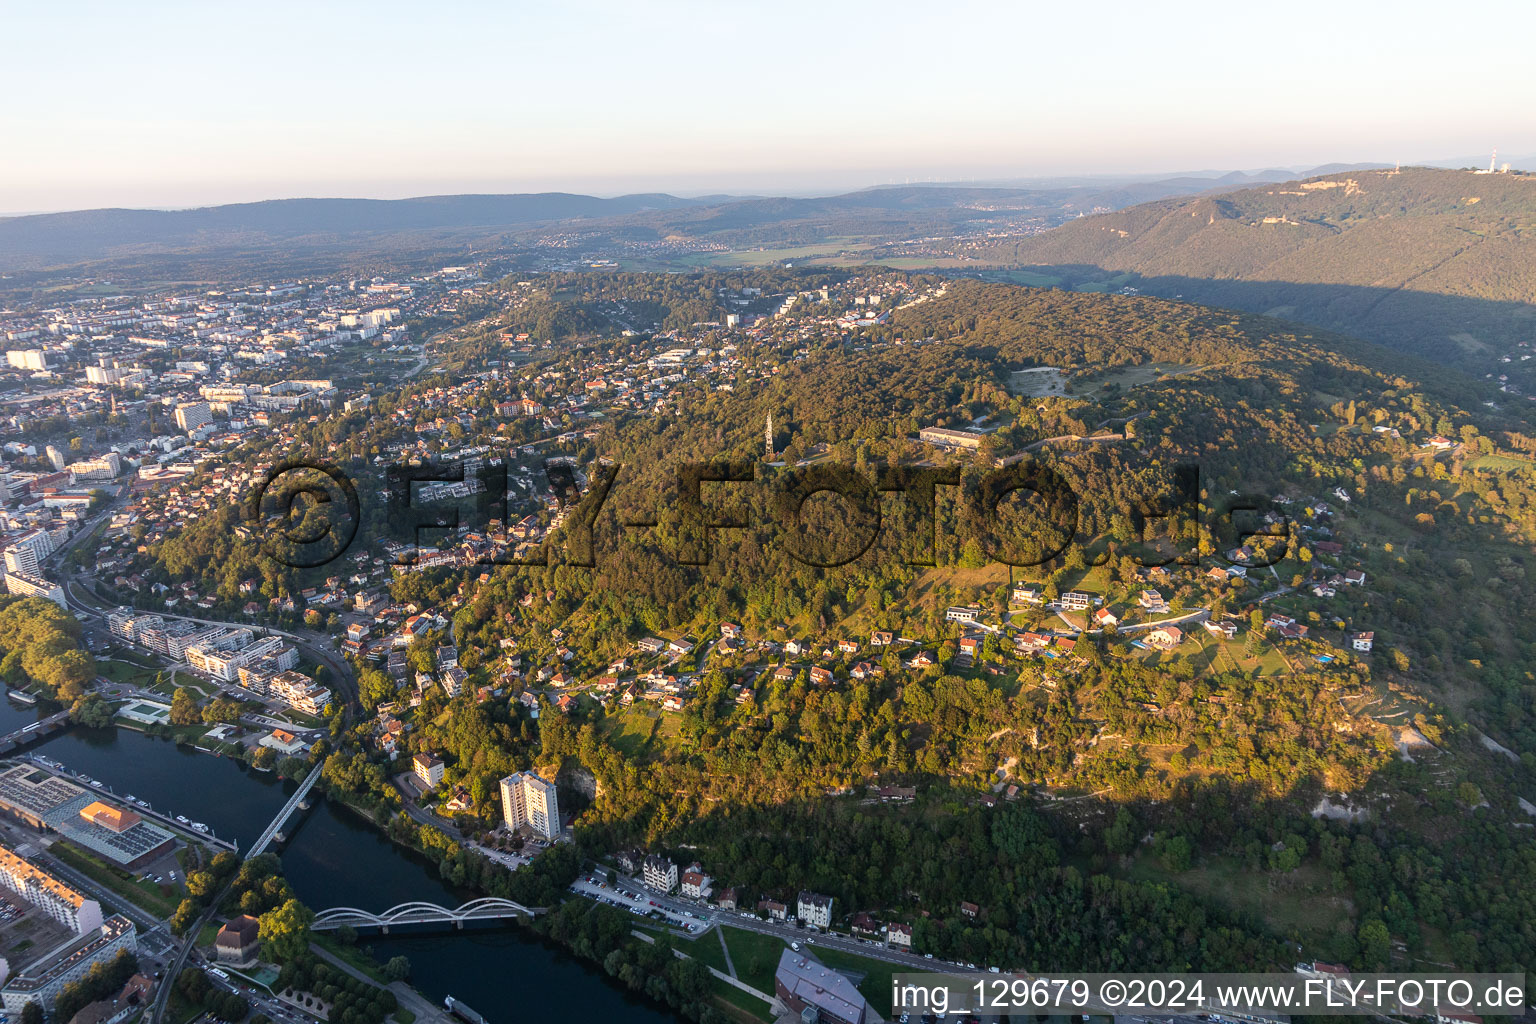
[561, 764, 602, 800]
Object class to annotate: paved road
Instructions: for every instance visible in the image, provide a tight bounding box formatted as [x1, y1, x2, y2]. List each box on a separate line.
[1045, 605, 1212, 638]
[61, 577, 357, 709]
[35, 846, 165, 931]
[311, 944, 451, 1024]
[574, 872, 974, 976]
[151, 897, 222, 1024]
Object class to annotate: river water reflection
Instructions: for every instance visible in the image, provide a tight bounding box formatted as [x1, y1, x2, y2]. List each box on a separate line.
[19, 703, 679, 1024]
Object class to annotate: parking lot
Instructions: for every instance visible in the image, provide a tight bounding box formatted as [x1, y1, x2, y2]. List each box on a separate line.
[568, 876, 707, 933]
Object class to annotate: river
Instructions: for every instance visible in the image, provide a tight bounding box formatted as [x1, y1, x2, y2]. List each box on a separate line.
[5, 691, 680, 1024]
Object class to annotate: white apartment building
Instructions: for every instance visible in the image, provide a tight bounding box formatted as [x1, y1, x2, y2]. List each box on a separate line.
[500, 770, 560, 838]
[85, 365, 138, 386]
[642, 854, 678, 893]
[67, 453, 122, 480]
[107, 609, 164, 644]
[0, 845, 103, 936]
[680, 862, 712, 900]
[3, 529, 55, 576]
[413, 753, 445, 789]
[5, 350, 47, 371]
[185, 635, 285, 681]
[173, 402, 212, 433]
[153, 625, 248, 663]
[1, 915, 137, 1015]
[4, 573, 65, 608]
[797, 890, 834, 929]
[268, 670, 332, 715]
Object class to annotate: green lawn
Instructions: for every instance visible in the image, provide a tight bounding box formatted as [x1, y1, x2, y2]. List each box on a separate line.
[635, 925, 777, 1022]
[598, 707, 660, 758]
[695, 240, 875, 267]
[166, 723, 215, 744]
[707, 978, 775, 1023]
[1187, 634, 1291, 677]
[313, 935, 391, 984]
[98, 659, 161, 688]
[1471, 452, 1534, 472]
[48, 843, 179, 917]
[720, 927, 790, 993]
[992, 268, 1065, 287]
[671, 929, 731, 976]
[1125, 853, 1354, 956]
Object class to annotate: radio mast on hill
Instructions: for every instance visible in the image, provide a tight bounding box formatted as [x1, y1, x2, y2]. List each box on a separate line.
[765, 413, 774, 457]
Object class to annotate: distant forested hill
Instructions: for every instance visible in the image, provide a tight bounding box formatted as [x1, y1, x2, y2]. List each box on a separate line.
[986, 167, 1536, 375]
[0, 165, 1378, 275]
[0, 192, 705, 268]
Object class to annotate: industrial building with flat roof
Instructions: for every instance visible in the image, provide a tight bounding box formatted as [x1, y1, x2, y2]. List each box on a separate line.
[0, 766, 175, 870]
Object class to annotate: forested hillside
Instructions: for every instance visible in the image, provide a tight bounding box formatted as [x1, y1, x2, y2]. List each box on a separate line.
[137, 274, 1536, 978]
[985, 167, 1536, 382]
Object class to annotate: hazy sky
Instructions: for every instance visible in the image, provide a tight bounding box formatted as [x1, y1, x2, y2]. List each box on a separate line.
[4, 0, 1533, 212]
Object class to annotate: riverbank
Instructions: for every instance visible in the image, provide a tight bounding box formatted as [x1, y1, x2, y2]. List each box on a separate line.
[22, 721, 687, 1024]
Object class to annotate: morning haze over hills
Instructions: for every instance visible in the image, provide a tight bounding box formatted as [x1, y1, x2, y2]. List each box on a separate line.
[9, 148, 1536, 1023]
[6, 162, 1534, 389]
[988, 166, 1536, 374]
[10, 4, 1536, 1023]
[0, 163, 1396, 269]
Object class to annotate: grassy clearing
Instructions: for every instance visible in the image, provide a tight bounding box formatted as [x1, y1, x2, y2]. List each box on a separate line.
[313, 935, 391, 984]
[1126, 853, 1354, 952]
[1193, 635, 1292, 676]
[721, 927, 791, 994]
[670, 929, 731, 976]
[1072, 361, 1211, 399]
[49, 842, 178, 917]
[692, 241, 875, 267]
[599, 707, 660, 758]
[991, 268, 1065, 287]
[836, 256, 991, 270]
[97, 659, 161, 688]
[1471, 453, 1534, 472]
[708, 979, 775, 1023]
